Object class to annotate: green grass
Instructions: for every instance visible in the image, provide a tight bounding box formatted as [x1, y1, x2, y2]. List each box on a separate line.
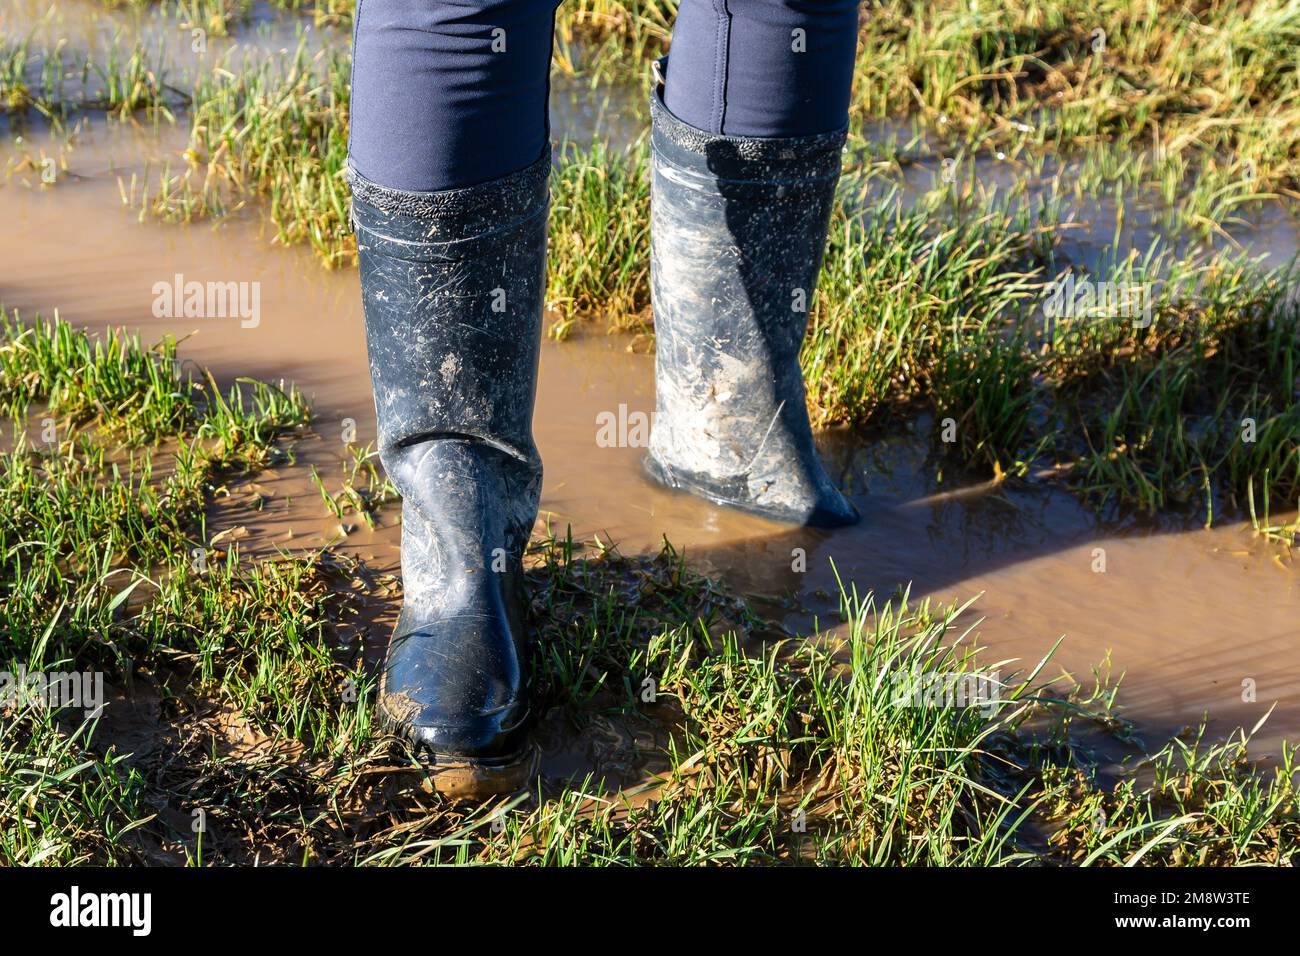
[852, 0, 1300, 192]
[100, 0, 250, 35]
[309, 442, 397, 528]
[1, 316, 1297, 865]
[121, 41, 355, 266]
[1, 707, 150, 865]
[99, 0, 353, 35]
[1043, 260, 1300, 514]
[806, 182, 1047, 432]
[0, 32, 177, 120]
[547, 140, 652, 334]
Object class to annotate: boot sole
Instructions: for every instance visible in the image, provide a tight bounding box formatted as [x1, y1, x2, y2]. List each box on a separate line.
[642, 452, 859, 528]
[378, 701, 539, 800]
[412, 743, 540, 800]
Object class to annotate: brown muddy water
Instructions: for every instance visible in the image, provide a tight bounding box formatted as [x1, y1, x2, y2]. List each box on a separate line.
[2, 78, 1298, 767]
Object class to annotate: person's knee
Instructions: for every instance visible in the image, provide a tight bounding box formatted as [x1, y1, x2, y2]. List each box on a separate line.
[720, 0, 861, 26]
[354, 0, 559, 37]
[404, 0, 560, 23]
[349, 0, 558, 191]
[666, 0, 859, 137]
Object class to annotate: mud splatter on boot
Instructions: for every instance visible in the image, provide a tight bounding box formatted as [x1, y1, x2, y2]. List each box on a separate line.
[644, 68, 859, 528]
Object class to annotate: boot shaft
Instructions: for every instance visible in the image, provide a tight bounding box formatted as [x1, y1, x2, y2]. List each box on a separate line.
[350, 155, 550, 473]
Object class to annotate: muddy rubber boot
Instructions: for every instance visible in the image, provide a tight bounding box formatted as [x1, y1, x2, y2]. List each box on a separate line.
[644, 73, 859, 528]
[349, 154, 549, 797]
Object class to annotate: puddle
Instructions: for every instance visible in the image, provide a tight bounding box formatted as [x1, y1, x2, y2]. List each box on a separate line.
[850, 122, 1300, 276]
[2, 27, 1297, 767]
[0, 0, 339, 66]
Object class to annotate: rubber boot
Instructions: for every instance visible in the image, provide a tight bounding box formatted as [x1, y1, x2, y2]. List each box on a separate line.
[644, 67, 859, 528]
[349, 154, 549, 796]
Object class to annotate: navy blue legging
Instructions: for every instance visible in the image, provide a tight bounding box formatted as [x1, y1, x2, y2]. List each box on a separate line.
[348, 0, 860, 193]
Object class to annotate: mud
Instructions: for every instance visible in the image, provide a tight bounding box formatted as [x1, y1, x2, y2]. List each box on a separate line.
[2, 10, 1298, 778]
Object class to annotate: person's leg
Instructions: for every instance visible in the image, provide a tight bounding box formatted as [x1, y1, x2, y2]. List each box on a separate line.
[347, 0, 557, 792]
[348, 0, 558, 190]
[663, 0, 860, 138]
[645, 0, 863, 526]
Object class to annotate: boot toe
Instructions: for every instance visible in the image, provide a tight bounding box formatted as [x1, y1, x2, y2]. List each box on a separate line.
[380, 686, 530, 760]
[380, 614, 530, 760]
[394, 704, 531, 761]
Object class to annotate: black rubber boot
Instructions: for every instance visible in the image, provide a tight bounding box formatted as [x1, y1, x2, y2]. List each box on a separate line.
[349, 154, 549, 795]
[644, 69, 859, 528]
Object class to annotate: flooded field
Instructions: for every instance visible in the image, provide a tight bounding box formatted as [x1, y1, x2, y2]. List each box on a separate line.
[3, 0, 1299, 866]
[3, 103, 1297, 756]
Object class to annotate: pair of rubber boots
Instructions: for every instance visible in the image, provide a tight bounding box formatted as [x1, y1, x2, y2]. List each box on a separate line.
[350, 75, 858, 795]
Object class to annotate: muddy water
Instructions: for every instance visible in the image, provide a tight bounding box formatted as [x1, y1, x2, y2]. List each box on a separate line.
[1, 0, 336, 63]
[3, 103, 1298, 762]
